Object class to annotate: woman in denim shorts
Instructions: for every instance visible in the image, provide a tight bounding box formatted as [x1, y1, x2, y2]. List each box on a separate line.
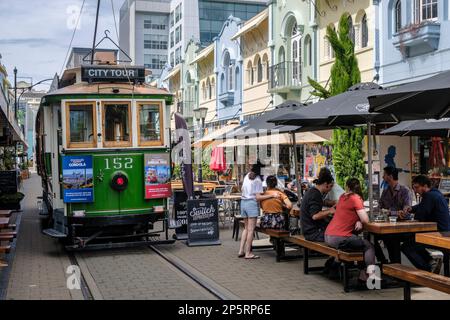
[238, 165, 279, 259]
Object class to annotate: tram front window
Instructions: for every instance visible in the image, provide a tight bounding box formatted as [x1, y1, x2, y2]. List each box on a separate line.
[138, 103, 163, 146]
[69, 104, 95, 146]
[103, 103, 131, 146]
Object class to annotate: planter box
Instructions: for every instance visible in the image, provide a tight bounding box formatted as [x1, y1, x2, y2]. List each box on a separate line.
[393, 21, 440, 58]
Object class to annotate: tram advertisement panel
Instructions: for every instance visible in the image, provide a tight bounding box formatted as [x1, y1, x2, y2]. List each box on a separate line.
[144, 153, 172, 199]
[62, 155, 94, 203]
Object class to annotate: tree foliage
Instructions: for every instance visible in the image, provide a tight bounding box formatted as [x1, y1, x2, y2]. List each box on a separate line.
[308, 13, 367, 198]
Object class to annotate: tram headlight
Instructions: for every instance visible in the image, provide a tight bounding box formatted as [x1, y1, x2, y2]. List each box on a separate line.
[111, 172, 129, 192]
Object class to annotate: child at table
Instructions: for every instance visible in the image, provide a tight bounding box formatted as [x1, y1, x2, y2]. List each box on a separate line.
[325, 178, 375, 282]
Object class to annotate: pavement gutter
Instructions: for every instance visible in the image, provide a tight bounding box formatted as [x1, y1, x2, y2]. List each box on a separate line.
[75, 253, 104, 300]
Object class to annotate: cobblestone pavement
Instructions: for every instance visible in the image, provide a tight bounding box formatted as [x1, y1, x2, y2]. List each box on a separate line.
[77, 248, 215, 300]
[4, 174, 81, 300]
[2, 175, 449, 300]
[155, 227, 450, 300]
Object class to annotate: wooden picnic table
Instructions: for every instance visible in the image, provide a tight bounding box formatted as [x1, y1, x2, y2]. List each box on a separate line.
[416, 232, 450, 276]
[216, 194, 242, 201]
[364, 221, 437, 234]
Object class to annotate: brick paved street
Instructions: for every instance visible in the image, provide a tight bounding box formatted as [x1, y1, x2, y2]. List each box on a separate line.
[1, 175, 449, 300]
[4, 174, 81, 300]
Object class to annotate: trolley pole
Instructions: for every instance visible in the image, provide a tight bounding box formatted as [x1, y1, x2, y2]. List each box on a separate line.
[91, 0, 101, 65]
[14, 67, 17, 120]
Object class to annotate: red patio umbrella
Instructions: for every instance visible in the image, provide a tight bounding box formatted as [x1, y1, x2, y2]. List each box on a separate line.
[209, 147, 227, 172]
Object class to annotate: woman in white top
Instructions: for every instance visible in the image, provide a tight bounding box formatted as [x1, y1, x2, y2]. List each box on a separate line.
[238, 164, 279, 259]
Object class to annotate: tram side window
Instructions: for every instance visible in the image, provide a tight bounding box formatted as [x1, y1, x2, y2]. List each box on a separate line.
[103, 103, 131, 146]
[138, 103, 163, 146]
[68, 104, 95, 147]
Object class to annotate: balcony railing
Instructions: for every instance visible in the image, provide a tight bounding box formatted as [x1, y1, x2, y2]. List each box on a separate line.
[269, 61, 302, 92]
[393, 21, 440, 58]
[218, 90, 234, 106]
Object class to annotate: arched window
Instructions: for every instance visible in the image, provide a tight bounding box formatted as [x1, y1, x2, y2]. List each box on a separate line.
[347, 15, 355, 45]
[223, 51, 231, 92]
[291, 22, 302, 85]
[235, 67, 240, 91]
[262, 53, 269, 80]
[228, 66, 233, 91]
[220, 73, 225, 93]
[206, 78, 211, 100]
[361, 14, 368, 48]
[201, 81, 206, 101]
[304, 35, 312, 66]
[211, 78, 215, 98]
[257, 57, 263, 83]
[395, 1, 402, 32]
[278, 46, 285, 63]
[247, 61, 253, 85]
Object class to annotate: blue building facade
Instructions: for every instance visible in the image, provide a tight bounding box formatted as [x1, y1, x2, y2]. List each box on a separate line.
[214, 16, 243, 123]
[376, 0, 450, 87]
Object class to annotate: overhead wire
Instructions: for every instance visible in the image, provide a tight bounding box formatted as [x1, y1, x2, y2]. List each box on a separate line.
[60, 0, 86, 76]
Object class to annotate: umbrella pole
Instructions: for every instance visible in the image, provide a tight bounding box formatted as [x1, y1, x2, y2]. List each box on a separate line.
[367, 120, 374, 213]
[291, 132, 302, 203]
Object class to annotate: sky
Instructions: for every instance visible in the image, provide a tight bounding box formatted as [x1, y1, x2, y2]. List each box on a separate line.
[0, 0, 123, 90]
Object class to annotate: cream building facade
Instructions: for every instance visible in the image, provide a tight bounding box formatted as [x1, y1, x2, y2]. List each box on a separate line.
[317, 0, 375, 85]
[233, 8, 272, 119]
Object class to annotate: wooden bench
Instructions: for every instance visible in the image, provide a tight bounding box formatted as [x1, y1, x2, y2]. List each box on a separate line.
[0, 231, 17, 238]
[0, 234, 14, 242]
[0, 245, 11, 254]
[383, 264, 450, 300]
[238, 220, 291, 262]
[0, 210, 12, 218]
[287, 235, 364, 292]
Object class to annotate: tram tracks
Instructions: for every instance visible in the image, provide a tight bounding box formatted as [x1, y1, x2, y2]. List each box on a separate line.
[149, 245, 240, 300]
[66, 241, 239, 300]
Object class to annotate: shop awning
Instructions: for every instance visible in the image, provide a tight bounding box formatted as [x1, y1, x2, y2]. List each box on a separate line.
[216, 131, 331, 148]
[163, 65, 181, 81]
[231, 9, 268, 40]
[190, 44, 214, 65]
[192, 120, 240, 148]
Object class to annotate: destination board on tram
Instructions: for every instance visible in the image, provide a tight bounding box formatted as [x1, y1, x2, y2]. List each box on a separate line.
[81, 66, 146, 83]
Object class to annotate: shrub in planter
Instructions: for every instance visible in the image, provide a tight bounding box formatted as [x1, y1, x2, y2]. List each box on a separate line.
[0, 192, 25, 210]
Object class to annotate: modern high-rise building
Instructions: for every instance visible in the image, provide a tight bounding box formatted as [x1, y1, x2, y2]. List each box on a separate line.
[119, 0, 171, 77]
[168, 0, 267, 67]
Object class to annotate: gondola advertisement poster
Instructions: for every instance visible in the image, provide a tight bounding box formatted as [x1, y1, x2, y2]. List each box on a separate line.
[62, 155, 94, 203]
[144, 153, 172, 199]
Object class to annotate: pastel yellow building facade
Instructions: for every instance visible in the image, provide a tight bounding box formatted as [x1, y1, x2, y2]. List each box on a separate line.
[233, 9, 271, 118]
[317, 0, 375, 86]
[193, 44, 217, 126]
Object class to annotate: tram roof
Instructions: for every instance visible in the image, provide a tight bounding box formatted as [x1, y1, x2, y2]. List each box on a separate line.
[40, 81, 173, 106]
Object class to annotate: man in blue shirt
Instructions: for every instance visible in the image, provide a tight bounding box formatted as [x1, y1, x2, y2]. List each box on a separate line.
[399, 175, 450, 272]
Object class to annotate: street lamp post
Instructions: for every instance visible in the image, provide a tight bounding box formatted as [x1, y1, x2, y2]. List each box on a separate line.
[13, 67, 17, 120]
[194, 107, 208, 183]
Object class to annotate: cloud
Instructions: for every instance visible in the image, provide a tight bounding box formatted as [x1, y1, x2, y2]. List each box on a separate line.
[0, 38, 62, 48]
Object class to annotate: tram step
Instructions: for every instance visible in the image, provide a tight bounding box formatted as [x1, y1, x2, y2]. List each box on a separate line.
[42, 228, 67, 238]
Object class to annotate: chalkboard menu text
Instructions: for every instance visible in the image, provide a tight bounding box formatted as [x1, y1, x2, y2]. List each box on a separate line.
[187, 199, 221, 246]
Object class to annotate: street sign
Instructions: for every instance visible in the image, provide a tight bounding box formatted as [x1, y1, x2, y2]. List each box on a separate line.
[187, 198, 221, 246]
[81, 66, 146, 83]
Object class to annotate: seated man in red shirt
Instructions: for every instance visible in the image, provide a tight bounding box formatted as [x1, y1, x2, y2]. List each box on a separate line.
[325, 178, 375, 282]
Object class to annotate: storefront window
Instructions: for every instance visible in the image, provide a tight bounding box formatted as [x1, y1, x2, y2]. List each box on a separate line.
[138, 103, 163, 146]
[67, 103, 96, 148]
[103, 103, 131, 147]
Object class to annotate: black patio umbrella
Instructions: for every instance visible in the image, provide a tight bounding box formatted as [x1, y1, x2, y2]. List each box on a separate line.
[269, 83, 398, 128]
[368, 70, 450, 121]
[268, 83, 399, 211]
[223, 100, 305, 139]
[381, 118, 450, 137]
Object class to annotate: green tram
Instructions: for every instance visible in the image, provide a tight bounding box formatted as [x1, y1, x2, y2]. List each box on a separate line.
[35, 65, 175, 249]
